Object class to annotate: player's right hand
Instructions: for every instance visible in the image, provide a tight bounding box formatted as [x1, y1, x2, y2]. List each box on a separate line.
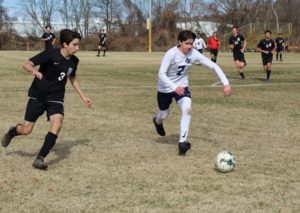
[223, 85, 232, 97]
[175, 86, 185, 96]
[32, 70, 43, 80]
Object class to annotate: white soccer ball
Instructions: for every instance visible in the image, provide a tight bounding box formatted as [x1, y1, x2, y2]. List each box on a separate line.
[214, 150, 236, 173]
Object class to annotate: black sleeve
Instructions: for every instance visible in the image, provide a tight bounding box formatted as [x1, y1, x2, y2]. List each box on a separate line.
[228, 37, 233, 45]
[272, 41, 275, 49]
[240, 35, 245, 41]
[52, 33, 56, 39]
[257, 40, 262, 48]
[29, 49, 53, 66]
[41, 33, 47, 39]
[70, 57, 79, 77]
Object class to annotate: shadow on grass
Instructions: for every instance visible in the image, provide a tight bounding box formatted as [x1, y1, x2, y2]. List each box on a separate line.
[155, 134, 178, 145]
[6, 138, 91, 166]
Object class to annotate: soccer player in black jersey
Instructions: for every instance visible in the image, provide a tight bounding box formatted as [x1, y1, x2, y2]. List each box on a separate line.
[275, 33, 285, 61]
[96, 29, 107, 57]
[2, 29, 92, 170]
[41, 25, 56, 50]
[257, 30, 275, 82]
[229, 26, 247, 79]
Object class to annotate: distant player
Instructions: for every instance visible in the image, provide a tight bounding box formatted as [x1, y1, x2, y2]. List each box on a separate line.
[193, 32, 206, 54]
[207, 32, 220, 63]
[41, 25, 56, 50]
[2, 29, 92, 170]
[96, 29, 107, 57]
[275, 33, 285, 61]
[256, 30, 275, 82]
[229, 26, 247, 79]
[153, 30, 232, 155]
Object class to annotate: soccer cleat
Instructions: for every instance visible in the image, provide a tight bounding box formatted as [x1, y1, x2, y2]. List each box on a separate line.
[178, 141, 191, 155]
[96, 55, 100, 57]
[153, 116, 166, 136]
[32, 156, 48, 170]
[2, 127, 15, 147]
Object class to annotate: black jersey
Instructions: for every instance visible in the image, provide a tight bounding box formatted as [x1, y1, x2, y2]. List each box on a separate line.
[229, 34, 245, 52]
[257, 39, 275, 55]
[42, 32, 56, 50]
[275, 37, 285, 48]
[28, 48, 79, 102]
[99, 33, 106, 43]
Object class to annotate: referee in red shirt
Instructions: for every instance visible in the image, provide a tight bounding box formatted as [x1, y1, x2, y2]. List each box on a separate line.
[208, 32, 220, 63]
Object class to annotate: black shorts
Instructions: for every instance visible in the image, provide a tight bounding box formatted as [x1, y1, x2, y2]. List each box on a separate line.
[99, 42, 106, 47]
[233, 51, 246, 63]
[262, 54, 273, 65]
[24, 98, 64, 122]
[210, 49, 218, 56]
[276, 47, 283, 52]
[157, 87, 191, 111]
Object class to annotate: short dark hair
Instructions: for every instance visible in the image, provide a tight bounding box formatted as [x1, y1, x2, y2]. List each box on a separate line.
[177, 30, 196, 42]
[265, 30, 272, 34]
[60, 29, 82, 46]
[231, 26, 238, 30]
[45, 25, 51, 29]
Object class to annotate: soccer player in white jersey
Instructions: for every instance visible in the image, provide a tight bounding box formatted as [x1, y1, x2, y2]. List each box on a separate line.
[193, 32, 206, 54]
[153, 30, 232, 155]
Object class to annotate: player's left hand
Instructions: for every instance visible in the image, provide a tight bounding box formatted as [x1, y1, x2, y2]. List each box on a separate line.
[223, 85, 232, 97]
[83, 96, 92, 108]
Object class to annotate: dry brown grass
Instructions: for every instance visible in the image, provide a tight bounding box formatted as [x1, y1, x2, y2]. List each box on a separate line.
[0, 50, 300, 212]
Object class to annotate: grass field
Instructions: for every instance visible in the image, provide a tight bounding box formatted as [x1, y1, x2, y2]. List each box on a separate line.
[0, 50, 300, 213]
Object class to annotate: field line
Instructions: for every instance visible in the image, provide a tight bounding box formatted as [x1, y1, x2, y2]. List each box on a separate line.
[83, 82, 300, 89]
[1, 82, 300, 92]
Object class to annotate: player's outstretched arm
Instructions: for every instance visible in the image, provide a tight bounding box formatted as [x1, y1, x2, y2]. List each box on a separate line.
[69, 76, 92, 108]
[23, 61, 43, 80]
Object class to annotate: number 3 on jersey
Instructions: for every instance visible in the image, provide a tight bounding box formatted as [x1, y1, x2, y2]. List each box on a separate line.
[177, 66, 186, 76]
[58, 72, 66, 81]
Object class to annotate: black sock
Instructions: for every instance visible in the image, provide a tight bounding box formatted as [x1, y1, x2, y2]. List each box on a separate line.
[267, 70, 271, 79]
[103, 50, 106, 56]
[240, 72, 245, 79]
[9, 124, 21, 137]
[280, 54, 282, 60]
[97, 50, 100, 55]
[38, 132, 57, 158]
[276, 53, 278, 60]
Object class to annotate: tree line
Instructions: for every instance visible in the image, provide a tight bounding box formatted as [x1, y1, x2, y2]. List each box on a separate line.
[0, 0, 299, 51]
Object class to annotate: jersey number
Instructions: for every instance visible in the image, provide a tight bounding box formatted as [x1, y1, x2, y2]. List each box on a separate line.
[177, 66, 186, 76]
[58, 72, 66, 81]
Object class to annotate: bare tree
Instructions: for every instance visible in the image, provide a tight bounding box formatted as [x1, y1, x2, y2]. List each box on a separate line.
[94, 0, 122, 32]
[25, 0, 58, 32]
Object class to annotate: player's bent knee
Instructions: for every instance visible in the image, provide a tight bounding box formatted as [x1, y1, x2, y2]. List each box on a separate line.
[158, 111, 169, 120]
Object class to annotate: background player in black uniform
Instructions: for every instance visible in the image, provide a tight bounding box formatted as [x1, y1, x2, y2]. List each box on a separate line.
[229, 26, 247, 79]
[96, 29, 107, 57]
[257, 30, 275, 82]
[41, 25, 56, 50]
[275, 33, 285, 61]
[2, 29, 92, 170]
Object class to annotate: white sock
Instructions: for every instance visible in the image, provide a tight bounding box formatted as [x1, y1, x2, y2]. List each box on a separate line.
[177, 97, 192, 143]
[155, 109, 169, 125]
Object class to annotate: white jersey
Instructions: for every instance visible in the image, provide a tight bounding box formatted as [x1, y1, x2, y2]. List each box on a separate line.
[193, 38, 206, 50]
[157, 46, 229, 93]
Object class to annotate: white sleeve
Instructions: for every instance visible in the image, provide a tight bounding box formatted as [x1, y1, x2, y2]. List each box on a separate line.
[158, 51, 177, 91]
[195, 51, 229, 86]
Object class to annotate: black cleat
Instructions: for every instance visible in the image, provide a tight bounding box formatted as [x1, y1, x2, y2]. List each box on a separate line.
[32, 156, 48, 170]
[153, 117, 166, 136]
[2, 127, 15, 147]
[178, 141, 191, 155]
